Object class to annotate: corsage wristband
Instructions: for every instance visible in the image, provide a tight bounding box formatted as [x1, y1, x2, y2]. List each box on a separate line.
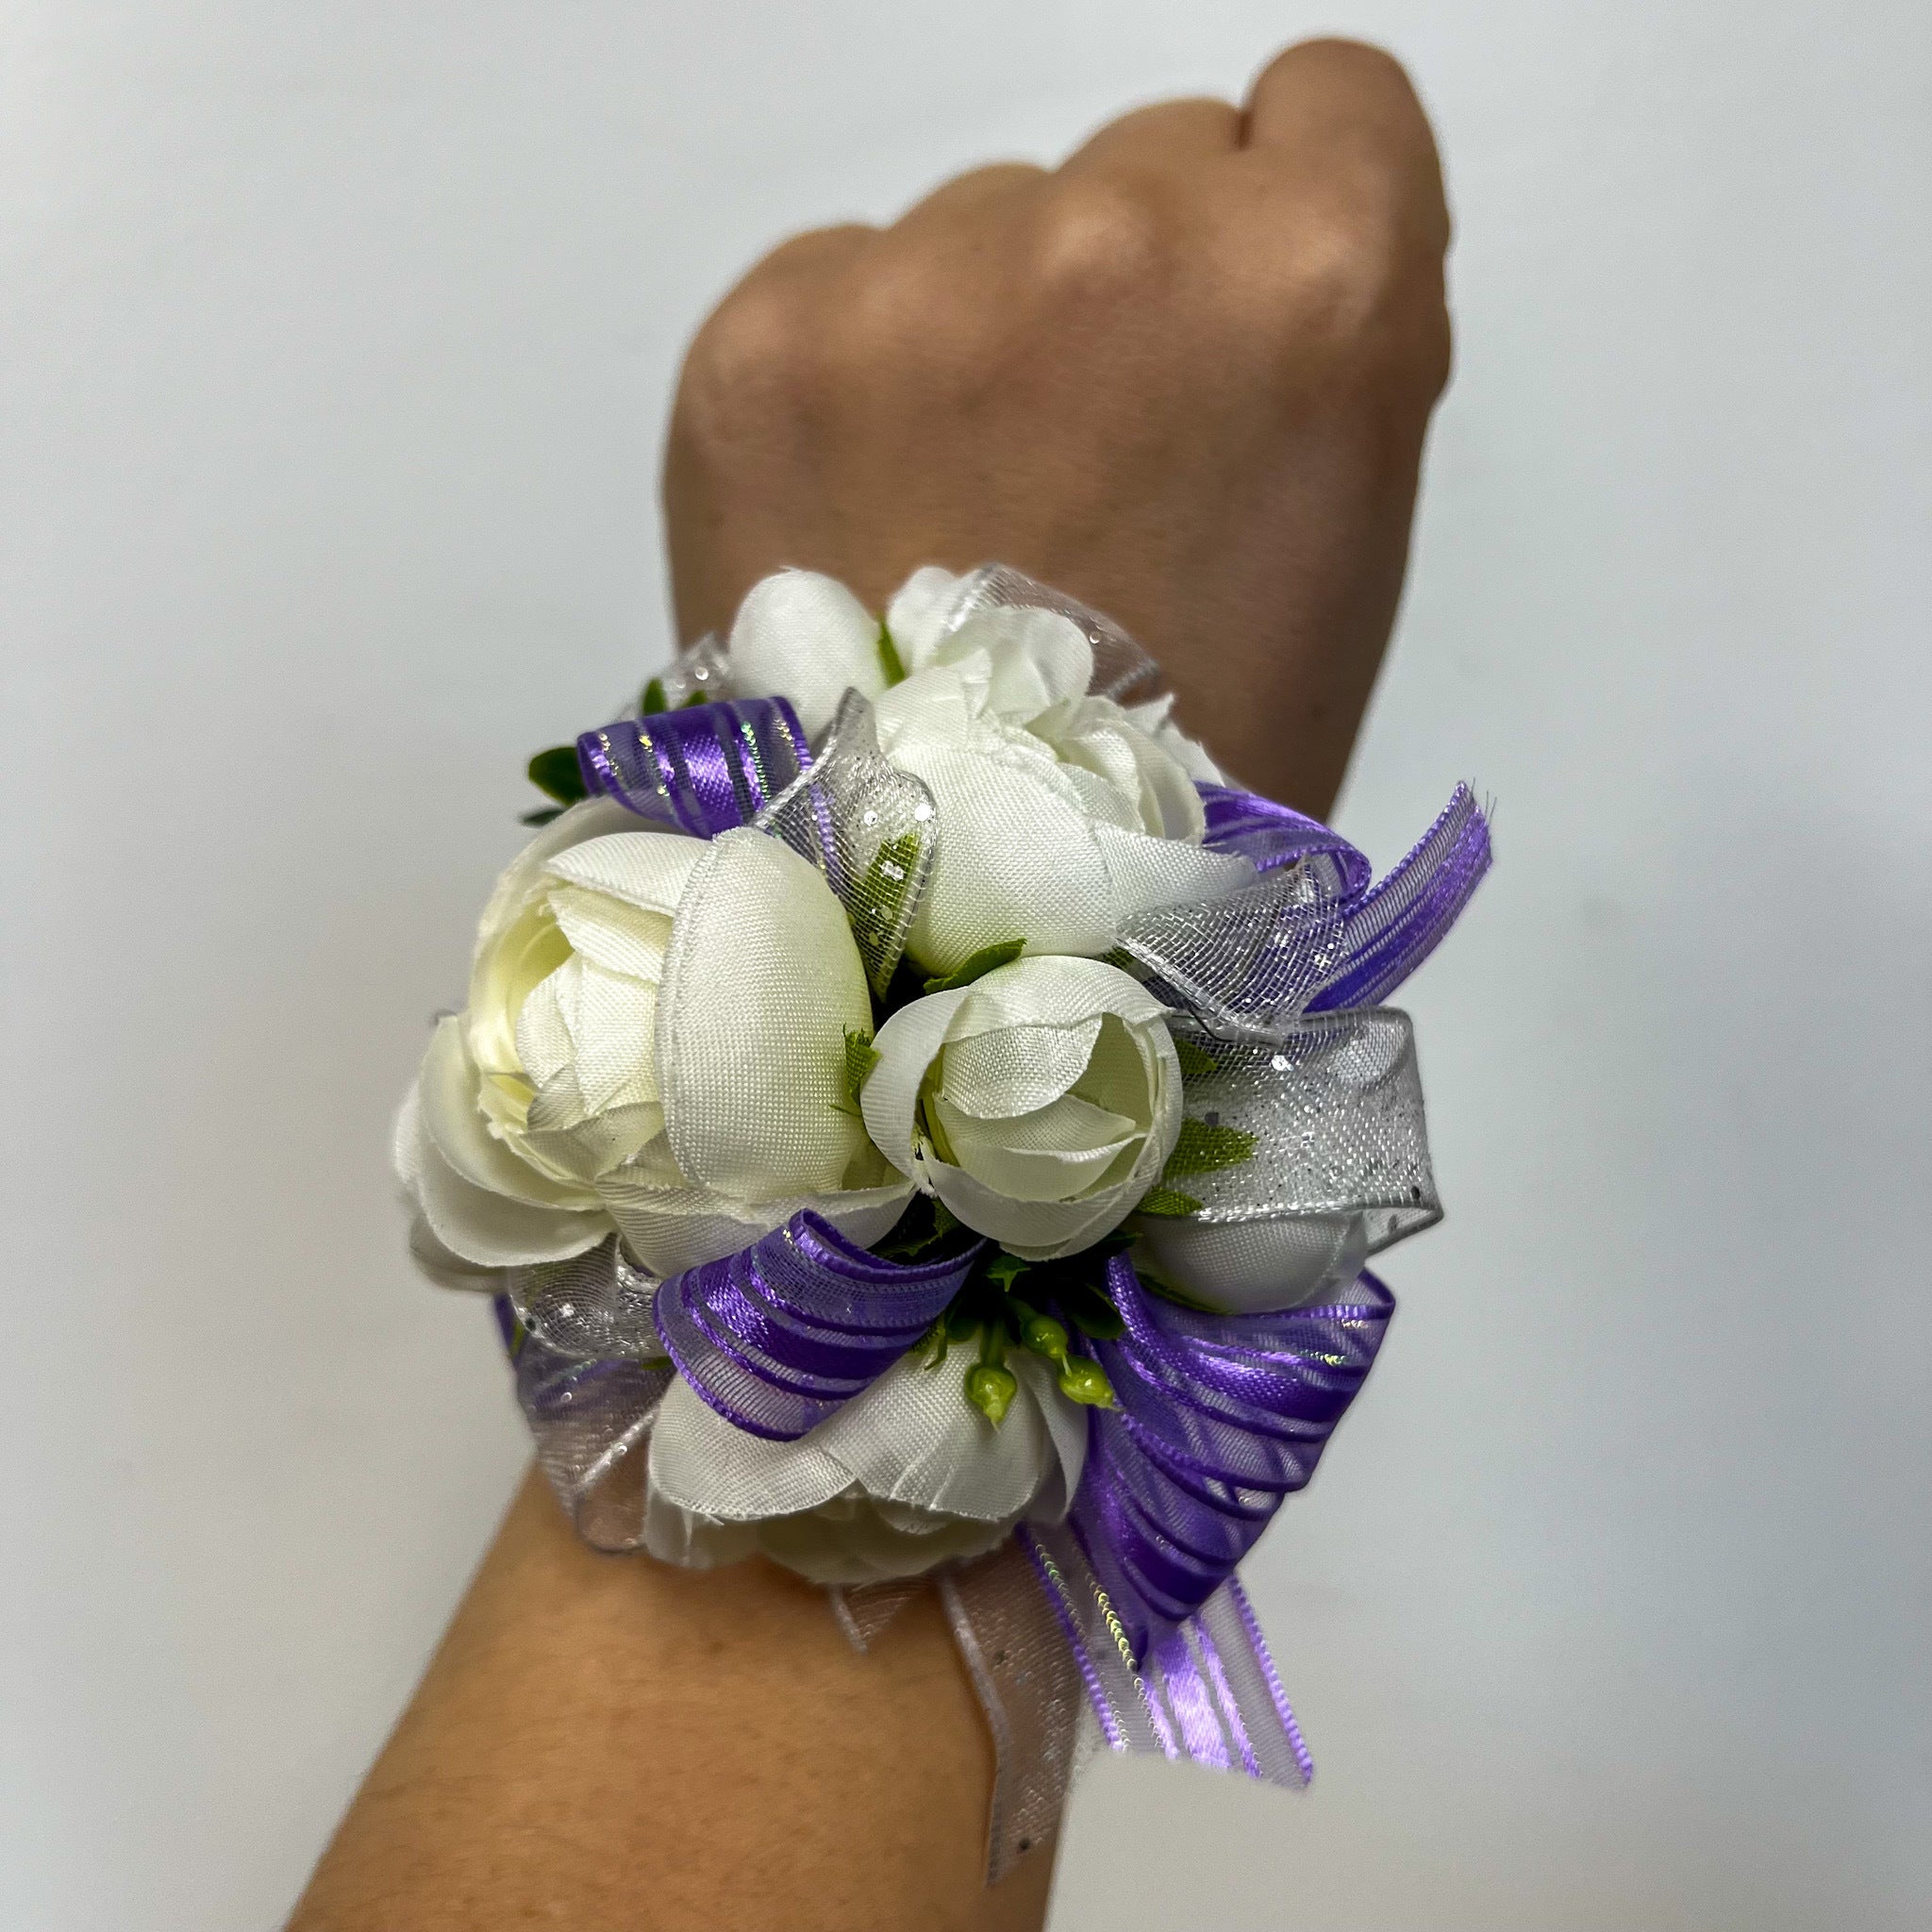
[396, 562, 1491, 1879]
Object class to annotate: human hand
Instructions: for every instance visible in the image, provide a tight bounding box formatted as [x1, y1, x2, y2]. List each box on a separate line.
[663, 39, 1451, 818]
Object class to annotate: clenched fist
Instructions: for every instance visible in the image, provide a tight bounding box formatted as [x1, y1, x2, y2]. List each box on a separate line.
[665, 39, 1451, 819]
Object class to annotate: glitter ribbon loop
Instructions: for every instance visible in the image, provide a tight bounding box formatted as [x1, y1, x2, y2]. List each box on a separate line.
[1120, 783, 1491, 1033]
[652, 1211, 984, 1441]
[576, 695, 811, 836]
[1198, 782, 1374, 895]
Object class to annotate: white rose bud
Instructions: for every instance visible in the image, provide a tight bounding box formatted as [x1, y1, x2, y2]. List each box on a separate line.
[861, 955, 1183, 1260]
[397, 801, 908, 1278]
[870, 616, 1251, 976]
[721, 566, 1251, 975]
[1123, 690, 1227, 786]
[723, 565, 973, 738]
[642, 1350, 1087, 1585]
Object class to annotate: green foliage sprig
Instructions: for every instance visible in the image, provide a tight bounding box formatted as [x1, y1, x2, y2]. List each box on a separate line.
[520, 745, 589, 826]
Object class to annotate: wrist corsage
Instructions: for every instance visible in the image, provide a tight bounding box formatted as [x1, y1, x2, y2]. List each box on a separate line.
[396, 562, 1490, 1876]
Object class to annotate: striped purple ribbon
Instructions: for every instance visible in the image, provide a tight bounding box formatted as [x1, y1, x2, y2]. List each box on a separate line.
[1199, 781, 1373, 896]
[1073, 1256, 1393, 1642]
[653, 1211, 983, 1441]
[1150, 779, 1491, 1026]
[576, 695, 809, 838]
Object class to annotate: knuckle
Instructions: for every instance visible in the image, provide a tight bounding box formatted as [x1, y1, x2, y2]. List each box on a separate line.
[843, 246, 953, 358]
[1033, 176, 1172, 294]
[1289, 203, 1404, 325]
[675, 279, 823, 443]
[1265, 188, 1448, 390]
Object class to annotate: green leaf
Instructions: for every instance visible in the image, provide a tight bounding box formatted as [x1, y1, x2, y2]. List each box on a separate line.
[947, 1302, 988, 1343]
[1136, 1185, 1204, 1218]
[641, 678, 709, 715]
[873, 1194, 964, 1263]
[1163, 1116, 1257, 1179]
[1055, 1277, 1127, 1341]
[842, 1026, 879, 1109]
[527, 744, 588, 807]
[982, 1251, 1031, 1294]
[924, 938, 1025, 996]
[519, 805, 568, 827]
[876, 617, 908, 687]
[1173, 1038, 1221, 1082]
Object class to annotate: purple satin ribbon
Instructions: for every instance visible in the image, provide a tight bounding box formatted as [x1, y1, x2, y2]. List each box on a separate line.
[1309, 783, 1492, 1011]
[576, 696, 809, 838]
[654, 1212, 984, 1441]
[996, 1258, 1389, 1800]
[1167, 779, 1491, 1024]
[1071, 1256, 1392, 1644]
[1199, 781, 1374, 896]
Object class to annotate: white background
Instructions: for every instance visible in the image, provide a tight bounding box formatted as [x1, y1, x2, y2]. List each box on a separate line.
[4, 5, 1927, 1927]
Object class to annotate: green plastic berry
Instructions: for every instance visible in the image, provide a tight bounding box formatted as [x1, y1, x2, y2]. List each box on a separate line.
[965, 1362, 1020, 1426]
[1057, 1357, 1116, 1408]
[1021, 1312, 1070, 1362]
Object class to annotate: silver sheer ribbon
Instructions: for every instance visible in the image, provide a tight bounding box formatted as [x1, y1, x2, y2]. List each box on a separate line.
[752, 689, 937, 995]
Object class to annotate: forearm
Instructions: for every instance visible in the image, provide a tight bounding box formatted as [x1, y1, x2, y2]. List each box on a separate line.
[291, 1470, 1047, 1931]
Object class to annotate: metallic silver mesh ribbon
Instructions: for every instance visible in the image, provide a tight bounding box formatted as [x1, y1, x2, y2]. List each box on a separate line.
[495, 1241, 668, 1554]
[1136, 1008, 1440, 1306]
[1118, 783, 1491, 1037]
[937, 562, 1162, 704]
[753, 689, 937, 995]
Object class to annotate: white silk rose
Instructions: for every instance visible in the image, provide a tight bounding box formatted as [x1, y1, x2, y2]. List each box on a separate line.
[641, 1349, 1087, 1584]
[724, 566, 1252, 975]
[862, 955, 1183, 1260]
[1123, 689, 1227, 787]
[724, 563, 976, 737]
[396, 800, 910, 1279]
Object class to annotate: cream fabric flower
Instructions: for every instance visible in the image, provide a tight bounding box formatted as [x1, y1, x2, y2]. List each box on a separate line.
[643, 1350, 1087, 1585]
[723, 567, 1244, 974]
[724, 565, 971, 738]
[1132, 1212, 1371, 1315]
[862, 955, 1183, 1260]
[398, 802, 909, 1279]
[868, 626, 1250, 977]
[1124, 690, 1227, 786]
